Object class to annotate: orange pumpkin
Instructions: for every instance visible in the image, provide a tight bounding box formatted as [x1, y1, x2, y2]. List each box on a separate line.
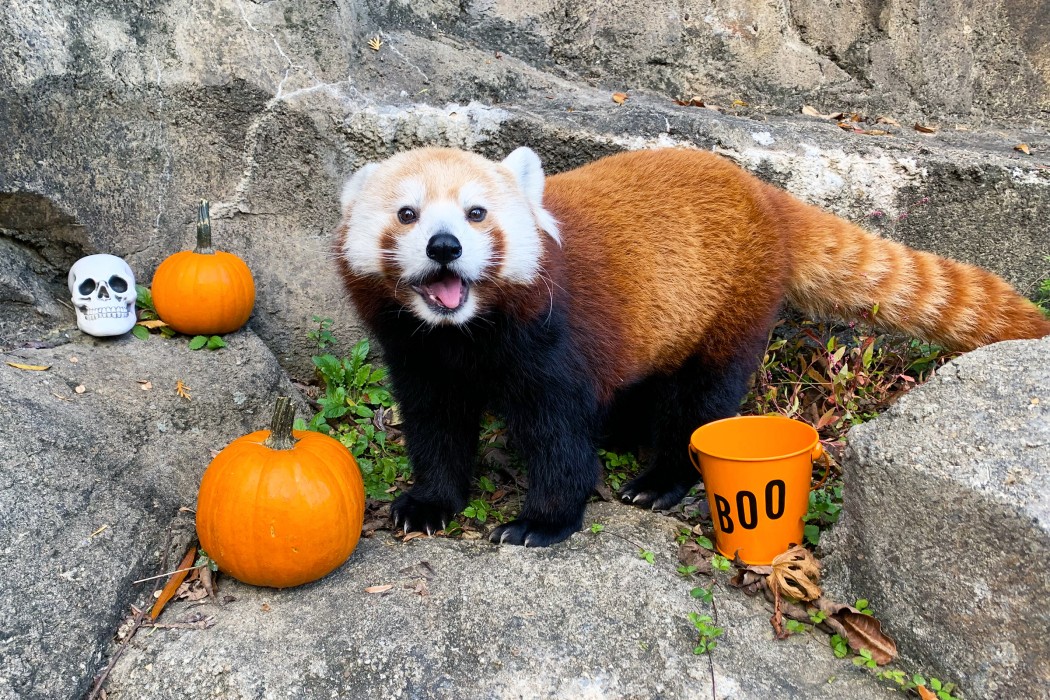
[196, 397, 365, 588]
[152, 199, 255, 335]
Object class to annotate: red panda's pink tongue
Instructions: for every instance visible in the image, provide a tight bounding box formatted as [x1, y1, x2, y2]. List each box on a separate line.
[426, 275, 463, 309]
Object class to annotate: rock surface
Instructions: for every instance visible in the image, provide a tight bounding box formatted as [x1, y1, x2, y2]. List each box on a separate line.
[2, 0, 1049, 379]
[823, 336, 1050, 699]
[102, 502, 898, 700]
[0, 329, 304, 700]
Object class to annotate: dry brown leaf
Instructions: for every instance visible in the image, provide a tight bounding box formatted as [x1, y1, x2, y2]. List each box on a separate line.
[863, 129, 889, 136]
[769, 546, 822, 602]
[678, 542, 714, 576]
[612, 92, 628, 105]
[827, 111, 845, 120]
[875, 115, 901, 127]
[731, 99, 749, 107]
[75, 385, 86, 394]
[801, 104, 825, 118]
[136, 319, 169, 329]
[365, 584, 394, 594]
[916, 686, 937, 700]
[1015, 143, 1031, 155]
[175, 379, 191, 400]
[69, 356, 78, 363]
[402, 531, 427, 542]
[6, 362, 51, 371]
[150, 545, 197, 620]
[914, 123, 938, 134]
[728, 568, 767, 595]
[260, 603, 271, 612]
[199, 565, 217, 599]
[816, 599, 898, 665]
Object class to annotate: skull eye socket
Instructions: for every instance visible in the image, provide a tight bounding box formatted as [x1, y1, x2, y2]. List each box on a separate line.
[109, 275, 128, 293]
[78, 279, 97, 296]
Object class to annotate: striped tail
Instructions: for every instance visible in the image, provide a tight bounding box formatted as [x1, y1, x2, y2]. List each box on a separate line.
[769, 189, 1050, 351]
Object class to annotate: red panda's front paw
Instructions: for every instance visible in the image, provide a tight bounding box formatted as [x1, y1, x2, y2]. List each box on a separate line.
[488, 518, 580, 547]
[391, 492, 458, 536]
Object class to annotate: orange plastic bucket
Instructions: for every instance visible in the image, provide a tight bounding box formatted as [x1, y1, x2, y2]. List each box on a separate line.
[688, 416, 824, 565]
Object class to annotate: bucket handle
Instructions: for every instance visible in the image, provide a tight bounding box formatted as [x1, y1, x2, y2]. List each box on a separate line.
[811, 442, 829, 489]
[688, 441, 830, 488]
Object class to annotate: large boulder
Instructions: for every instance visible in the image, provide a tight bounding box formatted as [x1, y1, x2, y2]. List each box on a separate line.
[101, 502, 899, 700]
[823, 336, 1050, 698]
[0, 329, 305, 700]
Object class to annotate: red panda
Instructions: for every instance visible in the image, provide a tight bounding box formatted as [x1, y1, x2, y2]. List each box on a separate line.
[335, 147, 1050, 547]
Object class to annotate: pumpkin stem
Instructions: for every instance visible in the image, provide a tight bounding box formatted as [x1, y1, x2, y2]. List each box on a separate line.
[194, 199, 216, 255]
[264, 396, 298, 450]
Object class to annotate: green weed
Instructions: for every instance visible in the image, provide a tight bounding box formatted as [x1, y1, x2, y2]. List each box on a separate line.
[688, 613, 724, 654]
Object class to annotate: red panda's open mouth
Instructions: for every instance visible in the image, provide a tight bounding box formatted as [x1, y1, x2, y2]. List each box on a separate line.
[411, 270, 470, 313]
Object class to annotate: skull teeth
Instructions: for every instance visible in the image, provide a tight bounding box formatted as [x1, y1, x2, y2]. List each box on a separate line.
[82, 307, 132, 321]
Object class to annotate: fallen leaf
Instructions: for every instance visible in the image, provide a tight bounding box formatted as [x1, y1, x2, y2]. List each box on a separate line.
[863, 128, 889, 136]
[678, 542, 714, 576]
[367, 35, 383, 51]
[612, 92, 628, 105]
[916, 686, 937, 700]
[199, 565, 217, 599]
[75, 385, 86, 394]
[827, 111, 846, 120]
[365, 584, 394, 594]
[1015, 143, 1031, 155]
[817, 599, 898, 664]
[732, 99, 749, 107]
[261, 603, 271, 612]
[801, 104, 825, 118]
[914, 123, 938, 134]
[6, 362, 51, 371]
[175, 379, 191, 400]
[150, 545, 198, 620]
[875, 115, 901, 127]
[136, 319, 169, 329]
[769, 546, 822, 601]
[138, 381, 153, 391]
[402, 531, 427, 542]
[69, 356, 79, 363]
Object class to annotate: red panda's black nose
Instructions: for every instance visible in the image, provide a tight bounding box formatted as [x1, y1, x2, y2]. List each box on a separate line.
[426, 233, 463, 265]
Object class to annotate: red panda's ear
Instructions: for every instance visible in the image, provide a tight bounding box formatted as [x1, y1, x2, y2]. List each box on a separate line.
[501, 147, 545, 208]
[340, 163, 379, 210]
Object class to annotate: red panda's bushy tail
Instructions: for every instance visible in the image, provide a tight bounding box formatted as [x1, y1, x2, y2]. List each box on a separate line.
[765, 188, 1050, 351]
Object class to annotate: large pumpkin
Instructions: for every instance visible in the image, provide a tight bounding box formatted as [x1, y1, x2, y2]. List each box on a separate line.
[152, 199, 255, 335]
[196, 397, 365, 588]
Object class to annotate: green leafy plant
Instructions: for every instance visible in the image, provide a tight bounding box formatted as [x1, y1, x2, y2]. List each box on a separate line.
[688, 613, 724, 654]
[785, 619, 811, 635]
[598, 449, 641, 490]
[852, 648, 877, 670]
[590, 523, 605, 534]
[308, 315, 337, 349]
[744, 314, 952, 444]
[305, 337, 409, 501]
[829, 634, 849, 659]
[690, 586, 714, 604]
[803, 481, 843, 546]
[462, 498, 506, 525]
[854, 598, 873, 616]
[711, 554, 731, 572]
[188, 334, 226, 351]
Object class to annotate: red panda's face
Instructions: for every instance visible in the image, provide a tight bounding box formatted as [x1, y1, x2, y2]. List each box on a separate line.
[337, 147, 559, 326]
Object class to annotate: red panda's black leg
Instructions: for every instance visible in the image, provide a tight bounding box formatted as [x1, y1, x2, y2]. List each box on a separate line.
[487, 343, 602, 547]
[620, 348, 762, 510]
[387, 370, 485, 536]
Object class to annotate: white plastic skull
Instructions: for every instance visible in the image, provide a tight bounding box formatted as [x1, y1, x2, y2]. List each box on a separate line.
[68, 254, 138, 337]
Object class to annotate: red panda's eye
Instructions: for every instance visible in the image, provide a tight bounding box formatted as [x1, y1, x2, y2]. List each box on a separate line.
[397, 207, 417, 224]
[467, 207, 487, 222]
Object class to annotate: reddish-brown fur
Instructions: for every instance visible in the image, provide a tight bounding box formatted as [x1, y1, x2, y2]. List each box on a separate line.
[529, 149, 1048, 401]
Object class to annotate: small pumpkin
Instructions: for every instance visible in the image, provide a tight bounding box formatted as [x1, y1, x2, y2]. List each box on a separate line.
[196, 397, 365, 588]
[152, 199, 255, 335]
